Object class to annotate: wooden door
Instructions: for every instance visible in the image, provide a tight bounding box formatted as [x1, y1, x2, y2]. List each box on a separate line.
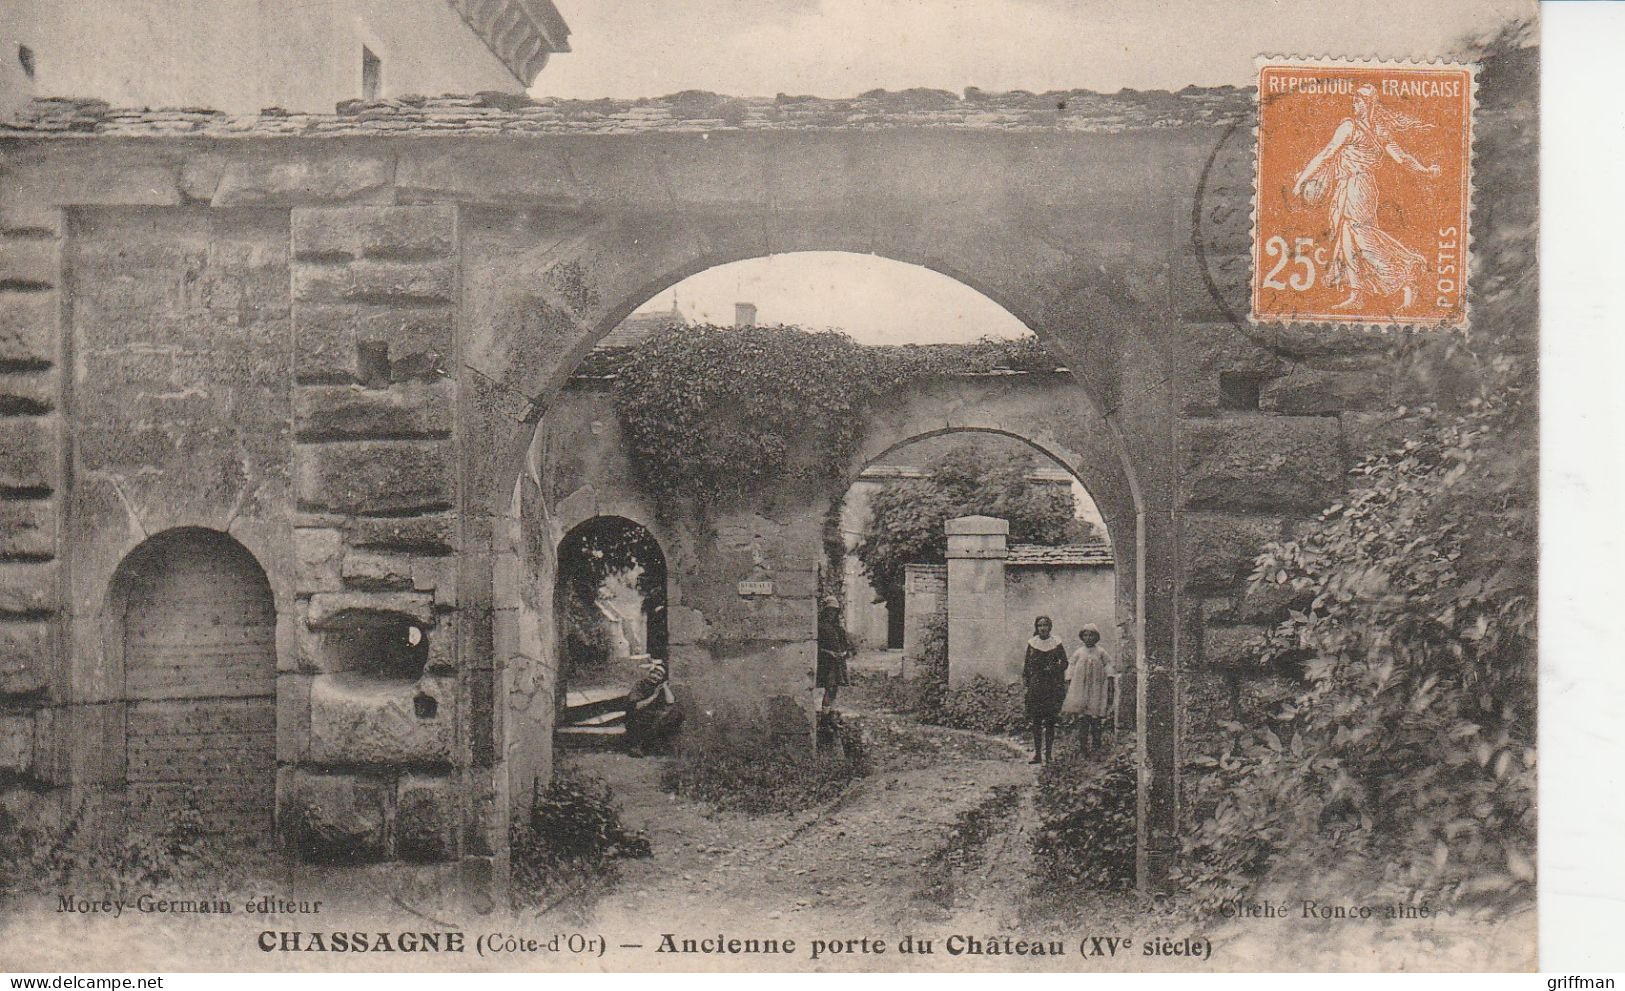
[121, 534, 277, 838]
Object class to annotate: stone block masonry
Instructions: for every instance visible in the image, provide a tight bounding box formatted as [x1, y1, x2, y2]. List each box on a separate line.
[0, 69, 1532, 894]
[287, 204, 462, 863]
[0, 207, 62, 791]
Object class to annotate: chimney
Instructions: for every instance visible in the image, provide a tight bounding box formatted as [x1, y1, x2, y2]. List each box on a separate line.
[734, 302, 757, 328]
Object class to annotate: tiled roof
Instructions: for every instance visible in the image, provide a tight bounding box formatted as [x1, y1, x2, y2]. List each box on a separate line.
[1007, 542, 1114, 567]
[598, 310, 687, 349]
[0, 85, 1252, 137]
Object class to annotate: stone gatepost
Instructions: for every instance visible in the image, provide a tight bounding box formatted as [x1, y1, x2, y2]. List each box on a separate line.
[945, 516, 1009, 686]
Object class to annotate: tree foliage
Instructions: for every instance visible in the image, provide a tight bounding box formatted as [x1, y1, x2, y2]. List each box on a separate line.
[610, 324, 1061, 513]
[557, 518, 666, 671]
[854, 442, 1092, 600]
[1179, 361, 1536, 910]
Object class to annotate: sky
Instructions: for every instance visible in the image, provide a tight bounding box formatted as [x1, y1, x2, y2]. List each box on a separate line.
[632, 252, 1031, 345]
[533, 0, 1532, 99]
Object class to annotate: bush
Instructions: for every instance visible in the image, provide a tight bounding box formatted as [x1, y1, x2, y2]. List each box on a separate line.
[1, 791, 273, 903]
[903, 610, 1029, 736]
[911, 609, 950, 715]
[659, 707, 869, 814]
[1033, 747, 1137, 891]
[930, 677, 1028, 736]
[846, 668, 915, 712]
[1176, 345, 1536, 912]
[510, 768, 651, 916]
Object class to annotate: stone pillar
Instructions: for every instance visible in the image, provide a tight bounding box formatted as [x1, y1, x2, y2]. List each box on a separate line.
[1136, 507, 1181, 891]
[285, 205, 462, 867]
[945, 516, 1009, 686]
[0, 202, 65, 822]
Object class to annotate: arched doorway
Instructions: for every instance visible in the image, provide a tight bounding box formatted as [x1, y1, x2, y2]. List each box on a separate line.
[107, 528, 278, 838]
[477, 230, 1177, 888]
[828, 428, 1126, 715]
[552, 516, 669, 746]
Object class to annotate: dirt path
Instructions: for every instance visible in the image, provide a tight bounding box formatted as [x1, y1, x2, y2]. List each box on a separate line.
[571, 708, 1045, 939]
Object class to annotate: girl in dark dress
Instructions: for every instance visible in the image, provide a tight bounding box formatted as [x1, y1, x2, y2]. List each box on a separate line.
[1022, 615, 1068, 764]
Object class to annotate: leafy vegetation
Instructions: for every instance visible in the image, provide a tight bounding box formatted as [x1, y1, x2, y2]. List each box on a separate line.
[611, 325, 1060, 513]
[1175, 27, 1537, 913]
[854, 442, 1093, 604]
[510, 768, 651, 918]
[1, 793, 277, 904]
[659, 705, 869, 814]
[1034, 747, 1138, 892]
[851, 609, 1030, 736]
[1177, 364, 1536, 910]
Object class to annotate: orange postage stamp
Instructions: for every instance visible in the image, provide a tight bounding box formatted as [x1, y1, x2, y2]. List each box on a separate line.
[1253, 58, 1475, 329]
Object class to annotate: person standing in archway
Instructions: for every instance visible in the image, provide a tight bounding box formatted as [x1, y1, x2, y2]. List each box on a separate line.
[1063, 624, 1116, 755]
[817, 595, 854, 710]
[1023, 615, 1068, 764]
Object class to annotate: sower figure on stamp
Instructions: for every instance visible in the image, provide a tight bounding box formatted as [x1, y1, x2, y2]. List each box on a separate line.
[1292, 82, 1441, 311]
[1063, 624, 1117, 755]
[1022, 615, 1068, 764]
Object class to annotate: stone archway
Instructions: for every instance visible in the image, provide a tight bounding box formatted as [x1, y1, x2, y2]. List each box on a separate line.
[552, 515, 669, 747]
[106, 528, 278, 838]
[839, 421, 1135, 682]
[465, 219, 1181, 889]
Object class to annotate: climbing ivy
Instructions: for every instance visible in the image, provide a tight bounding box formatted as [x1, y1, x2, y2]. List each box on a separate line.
[610, 324, 1061, 513]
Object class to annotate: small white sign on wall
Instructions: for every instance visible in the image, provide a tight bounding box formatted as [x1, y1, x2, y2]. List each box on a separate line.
[736, 580, 774, 597]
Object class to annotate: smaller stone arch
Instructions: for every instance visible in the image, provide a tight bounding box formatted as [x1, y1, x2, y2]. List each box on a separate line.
[836, 374, 1140, 669]
[105, 527, 278, 838]
[552, 515, 670, 747]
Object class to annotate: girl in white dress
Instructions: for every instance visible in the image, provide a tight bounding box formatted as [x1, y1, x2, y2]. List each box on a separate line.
[1063, 625, 1115, 754]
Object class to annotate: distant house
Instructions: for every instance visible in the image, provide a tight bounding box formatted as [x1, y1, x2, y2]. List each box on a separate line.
[1, 0, 570, 115]
[598, 298, 691, 349]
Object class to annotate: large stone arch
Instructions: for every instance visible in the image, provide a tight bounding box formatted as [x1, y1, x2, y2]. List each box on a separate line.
[462, 216, 1172, 516]
[462, 213, 1181, 889]
[850, 373, 1137, 536]
[846, 407, 1138, 674]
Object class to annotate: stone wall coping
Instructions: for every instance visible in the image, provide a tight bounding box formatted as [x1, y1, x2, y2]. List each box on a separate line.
[1006, 542, 1115, 567]
[0, 86, 1252, 139]
[946, 515, 1011, 535]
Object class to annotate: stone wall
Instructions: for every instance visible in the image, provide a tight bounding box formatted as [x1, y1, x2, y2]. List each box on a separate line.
[1004, 559, 1117, 677]
[0, 167, 62, 828]
[0, 72, 1532, 890]
[532, 371, 1139, 728]
[901, 564, 947, 668]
